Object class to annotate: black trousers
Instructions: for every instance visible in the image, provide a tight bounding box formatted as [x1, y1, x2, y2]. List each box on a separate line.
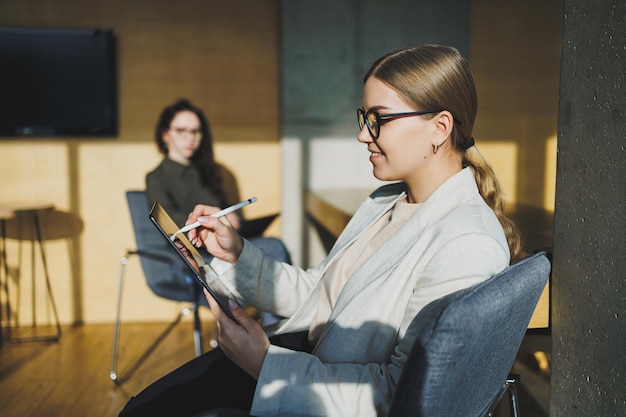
[118, 331, 311, 417]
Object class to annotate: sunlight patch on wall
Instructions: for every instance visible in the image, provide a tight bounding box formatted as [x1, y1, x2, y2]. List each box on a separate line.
[544, 135, 557, 211]
[74, 141, 281, 323]
[309, 137, 385, 190]
[215, 143, 282, 220]
[0, 142, 70, 209]
[475, 142, 518, 203]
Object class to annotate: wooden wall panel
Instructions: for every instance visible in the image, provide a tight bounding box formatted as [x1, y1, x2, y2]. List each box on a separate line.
[0, 0, 280, 323]
[0, 0, 279, 143]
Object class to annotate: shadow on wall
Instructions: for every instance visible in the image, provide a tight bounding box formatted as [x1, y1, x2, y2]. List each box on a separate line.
[1, 207, 84, 326]
[1, 208, 84, 241]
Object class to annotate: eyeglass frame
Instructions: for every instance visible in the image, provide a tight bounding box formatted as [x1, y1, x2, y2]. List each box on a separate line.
[168, 127, 202, 138]
[356, 108, 443, 140]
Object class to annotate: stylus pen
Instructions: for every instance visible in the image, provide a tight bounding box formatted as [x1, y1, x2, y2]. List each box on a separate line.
[170, 197, 257, 240]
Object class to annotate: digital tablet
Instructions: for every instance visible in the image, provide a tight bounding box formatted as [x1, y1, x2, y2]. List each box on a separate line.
[149, 202, 240, 324]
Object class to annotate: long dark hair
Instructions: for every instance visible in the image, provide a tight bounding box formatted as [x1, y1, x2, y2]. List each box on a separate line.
[154, 98, 228, 207]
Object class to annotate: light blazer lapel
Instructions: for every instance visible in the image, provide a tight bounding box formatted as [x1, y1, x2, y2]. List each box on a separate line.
[326, 182, 406, 261]
[276, 169, 478, 338]
[316, 168, 479, 344]
[274, 184, 405, 335]
[317, 201, 427, 345]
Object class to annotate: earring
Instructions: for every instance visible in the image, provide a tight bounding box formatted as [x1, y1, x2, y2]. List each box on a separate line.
[433, 143, 439, 154]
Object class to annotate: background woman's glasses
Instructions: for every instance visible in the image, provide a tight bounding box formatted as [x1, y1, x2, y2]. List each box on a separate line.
[170, 127, 202, 137]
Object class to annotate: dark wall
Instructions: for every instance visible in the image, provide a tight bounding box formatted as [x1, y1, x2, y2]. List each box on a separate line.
[281, 0, 470, 135]
[552, 1, 626, 416]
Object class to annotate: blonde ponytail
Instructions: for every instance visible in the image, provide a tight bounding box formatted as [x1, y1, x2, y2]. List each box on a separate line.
[464, 147, 527, 264]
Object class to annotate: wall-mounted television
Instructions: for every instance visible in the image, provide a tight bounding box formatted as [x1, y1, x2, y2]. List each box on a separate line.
[0, 27, 118, 137]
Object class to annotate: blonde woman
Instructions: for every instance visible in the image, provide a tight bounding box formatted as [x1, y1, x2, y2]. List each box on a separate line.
[120, 44, 525, 417]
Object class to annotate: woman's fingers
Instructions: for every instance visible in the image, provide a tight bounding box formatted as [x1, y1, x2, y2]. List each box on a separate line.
[203, 289, 269, 380]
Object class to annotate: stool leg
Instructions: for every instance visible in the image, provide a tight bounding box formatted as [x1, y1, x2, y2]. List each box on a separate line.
[32, 213, 62, 340]
[7, 212, 62, 343]
[1, 219, 14, 340]
[0, 220, 6, 343]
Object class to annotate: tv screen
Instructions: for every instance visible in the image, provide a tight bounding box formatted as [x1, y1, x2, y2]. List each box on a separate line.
[0, 27, 117, 137]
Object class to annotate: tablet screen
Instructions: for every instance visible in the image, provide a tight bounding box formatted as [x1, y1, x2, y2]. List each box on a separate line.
[149, 202, 240, 324]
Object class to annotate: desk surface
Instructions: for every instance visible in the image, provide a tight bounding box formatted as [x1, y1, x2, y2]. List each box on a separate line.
[306, 188, 553, 329]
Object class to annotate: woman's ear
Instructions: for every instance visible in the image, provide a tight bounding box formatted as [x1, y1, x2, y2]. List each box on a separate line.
[432, 111, 453, 149]
[435, 111, 453, 136]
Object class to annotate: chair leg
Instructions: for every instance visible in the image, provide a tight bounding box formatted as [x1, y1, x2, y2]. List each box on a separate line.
[110, 253, 129, 382]
[506, 374, 521, 417]
[111, 254, 206, 383]
[483, 373, 521, 417]
[111, 251, 182, 383]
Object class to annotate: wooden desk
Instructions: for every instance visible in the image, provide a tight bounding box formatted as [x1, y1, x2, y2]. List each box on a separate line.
[0, 203, 62, 343]
[306, 188, 553, 329]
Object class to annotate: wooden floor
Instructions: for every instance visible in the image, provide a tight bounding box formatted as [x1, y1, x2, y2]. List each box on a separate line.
[0, 318, 218, 417]
[0, 321, 550, 417]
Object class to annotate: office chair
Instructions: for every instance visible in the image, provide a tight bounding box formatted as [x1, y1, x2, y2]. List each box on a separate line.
[110, 190, 212, 383]
[190, 252, 551, 417]
[387, 251, 551, 417]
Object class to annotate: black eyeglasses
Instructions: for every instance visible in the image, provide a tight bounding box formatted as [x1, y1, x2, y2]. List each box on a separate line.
[357, 108, 442, 139]
[169, 127, 202, 138]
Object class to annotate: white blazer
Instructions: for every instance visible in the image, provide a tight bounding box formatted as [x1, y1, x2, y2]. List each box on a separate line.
[210, 168, 510, 417]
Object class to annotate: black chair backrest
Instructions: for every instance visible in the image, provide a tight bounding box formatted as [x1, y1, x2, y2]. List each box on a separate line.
[126, 190, 196, 302]
[387, 252, 551, 417]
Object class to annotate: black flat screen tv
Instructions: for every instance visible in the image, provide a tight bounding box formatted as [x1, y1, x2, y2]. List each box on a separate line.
[0, 27, 118, 137]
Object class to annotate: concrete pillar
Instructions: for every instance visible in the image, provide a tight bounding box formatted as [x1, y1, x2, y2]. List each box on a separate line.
[551, 1, 626, 415]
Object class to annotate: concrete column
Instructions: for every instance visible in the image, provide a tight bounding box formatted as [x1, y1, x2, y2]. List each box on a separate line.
[551, 1, 626, 415]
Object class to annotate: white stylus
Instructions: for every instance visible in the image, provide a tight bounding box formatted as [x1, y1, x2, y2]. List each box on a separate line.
[169, 197, 257, 241]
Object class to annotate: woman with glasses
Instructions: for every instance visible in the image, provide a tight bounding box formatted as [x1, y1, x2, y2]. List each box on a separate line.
[148, 98, 241, 229]
[120, 45, 525, 417]
[145, 98, 292, 284]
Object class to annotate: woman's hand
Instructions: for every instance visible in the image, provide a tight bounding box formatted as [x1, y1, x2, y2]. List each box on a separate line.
[205, 289, 270, 380]
[226, 212, 242, 231]
[186, 204, 244, 264]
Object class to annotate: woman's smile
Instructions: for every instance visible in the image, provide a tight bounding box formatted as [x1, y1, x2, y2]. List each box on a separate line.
[369, 149, 383, 162]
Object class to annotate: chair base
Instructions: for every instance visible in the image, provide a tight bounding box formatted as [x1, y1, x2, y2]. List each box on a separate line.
[109, 252, 205, 383]
[484, 373, 520, 417]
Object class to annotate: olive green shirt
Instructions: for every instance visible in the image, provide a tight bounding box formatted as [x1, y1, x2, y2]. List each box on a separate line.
[146, 158, 222, 227]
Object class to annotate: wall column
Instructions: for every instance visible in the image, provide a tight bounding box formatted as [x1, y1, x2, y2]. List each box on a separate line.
[551, 1, 626, 415]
